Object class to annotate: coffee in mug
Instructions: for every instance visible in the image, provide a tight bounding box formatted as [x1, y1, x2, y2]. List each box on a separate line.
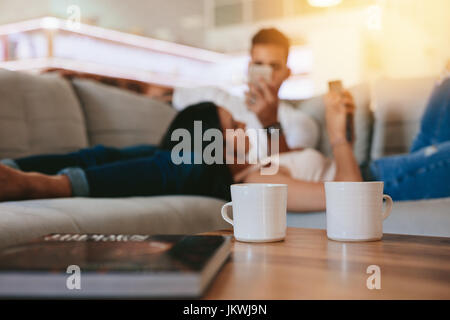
[221, 183, 287, 242]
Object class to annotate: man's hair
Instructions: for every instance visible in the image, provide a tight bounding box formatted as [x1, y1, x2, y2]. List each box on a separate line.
[251, 28, 290, 59]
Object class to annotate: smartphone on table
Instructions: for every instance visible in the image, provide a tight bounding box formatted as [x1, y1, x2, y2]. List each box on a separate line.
[328, 80, 354, 143]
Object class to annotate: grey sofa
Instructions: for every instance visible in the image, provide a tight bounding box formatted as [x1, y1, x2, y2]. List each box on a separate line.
[0, 69, 448, 249]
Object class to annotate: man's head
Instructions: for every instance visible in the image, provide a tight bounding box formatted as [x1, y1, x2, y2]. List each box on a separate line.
[250, 28, 291, 91]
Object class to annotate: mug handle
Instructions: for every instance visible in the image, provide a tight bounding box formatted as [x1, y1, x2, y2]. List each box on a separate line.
[382, 194, 393, 220]
[221, 202, 234, 226]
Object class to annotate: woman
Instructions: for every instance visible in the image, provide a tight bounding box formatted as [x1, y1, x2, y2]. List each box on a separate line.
[1, 78, 449, 211]
[0, 90, 361, 212]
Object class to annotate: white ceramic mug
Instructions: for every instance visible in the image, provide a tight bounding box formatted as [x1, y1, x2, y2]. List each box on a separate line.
[325, 181, 393, 242]
[221, 183, 288, 242]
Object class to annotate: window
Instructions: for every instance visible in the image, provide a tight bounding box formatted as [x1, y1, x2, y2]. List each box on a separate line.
[252, 0, 284, 21]
[214, 1, 244, 26]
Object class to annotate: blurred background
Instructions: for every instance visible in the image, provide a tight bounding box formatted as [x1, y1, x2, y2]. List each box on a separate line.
[0, 0, 449, 99]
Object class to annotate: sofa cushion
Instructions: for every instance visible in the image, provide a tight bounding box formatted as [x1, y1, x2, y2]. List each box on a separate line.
[0, 196, 229, 249]
[293, 83, 372, 165]
[370, 77, 436, 159]
[0, 69, 89, 159]
[72, 79, 176, 148]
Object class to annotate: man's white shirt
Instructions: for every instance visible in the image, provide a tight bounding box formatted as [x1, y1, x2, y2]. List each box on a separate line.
[173, 86, 320, 161]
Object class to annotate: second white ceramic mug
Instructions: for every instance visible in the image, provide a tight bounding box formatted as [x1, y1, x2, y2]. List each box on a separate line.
[221, 183, 287, 242]
[325, 181, 393, 242]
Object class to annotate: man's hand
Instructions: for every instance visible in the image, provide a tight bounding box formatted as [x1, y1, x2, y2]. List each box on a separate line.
[324, 90, 356, 146]
[245, 79, 279, 128]
[145, 85, 174, 104]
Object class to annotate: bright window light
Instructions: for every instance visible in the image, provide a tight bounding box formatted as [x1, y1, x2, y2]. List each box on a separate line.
[366, 5, 383, 30]
[40, 17, 59, 30]
[308, 0, 341, 7]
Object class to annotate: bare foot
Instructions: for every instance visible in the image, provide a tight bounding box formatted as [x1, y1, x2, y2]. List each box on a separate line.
[0, 164, 72, 201]
[0, 164, 29, 201]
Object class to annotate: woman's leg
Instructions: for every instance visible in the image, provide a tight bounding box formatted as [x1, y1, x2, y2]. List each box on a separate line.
[83, 151, 224, 198]
[0, 164, 72, 201]
[410, 78, 450, 152]
[369, 141, 450, 200]
[0, 149, 231, 201]
[0, 144, 162, 200]
[3, 144, 159, 175]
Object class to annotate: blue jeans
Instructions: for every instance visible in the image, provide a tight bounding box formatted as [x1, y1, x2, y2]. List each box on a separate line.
[8, 145, 232, 200]
[368, 78, 450, 200]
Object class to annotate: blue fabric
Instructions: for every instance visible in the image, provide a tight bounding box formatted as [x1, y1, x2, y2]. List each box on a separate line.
[14, 145, 159, 174]
[369, 78, 450, 200]
[83, 150, 232, 200]
[410, 78, 450, 152]
[0, 159, 20, 170]
[13, 144, 232, 201]
[369, 142, 450, 200]
[58, 167, 90, 197]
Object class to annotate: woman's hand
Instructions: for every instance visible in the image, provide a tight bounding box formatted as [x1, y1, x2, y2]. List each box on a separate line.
[324, 90, 355, 146]
[324, 90, 362, 181]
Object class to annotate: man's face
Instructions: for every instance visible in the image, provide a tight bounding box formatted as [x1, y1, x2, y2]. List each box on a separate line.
[250, 44, 291, 92]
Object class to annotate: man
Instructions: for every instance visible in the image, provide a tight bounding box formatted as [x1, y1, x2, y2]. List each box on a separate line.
[151, 28, 319, 159]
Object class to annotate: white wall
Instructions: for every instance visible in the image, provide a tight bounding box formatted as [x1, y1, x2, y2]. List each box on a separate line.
[0, 0, 50, 23]
[376, 0, 450, 79]
[0, 0, 206, 47]
[205, 1, 450, 95]
[48, 0, 206, 46]
[206, 8, 368, 94]
[1, 0, 448, 95]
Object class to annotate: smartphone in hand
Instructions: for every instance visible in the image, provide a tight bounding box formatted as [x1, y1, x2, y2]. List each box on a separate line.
[328, 80, 353, 143]
[248, 64, 272, 85]
[247, 64, 273, 106]
[328, 80, 343, 94]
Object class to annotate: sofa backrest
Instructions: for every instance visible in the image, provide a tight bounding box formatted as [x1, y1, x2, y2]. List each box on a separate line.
[294, 77, 438, 163]
[72, 79, 176, 148]
[0, 69, 437, 165]
[293, 83, 373, 165]
[370, 77, 436, 159]
[0, 69, 89, 159]
[0, 70, 177, 160]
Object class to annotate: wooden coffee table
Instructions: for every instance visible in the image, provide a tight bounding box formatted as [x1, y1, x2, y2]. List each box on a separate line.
[202, 228, 450, 299]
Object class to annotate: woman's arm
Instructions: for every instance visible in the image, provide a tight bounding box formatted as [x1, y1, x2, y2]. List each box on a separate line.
[331, 141, 363, 181]
[243, 168, 326, 212]
[241, 90, 363, 212]
[242, 140, 362, 211]
[325, 90, 363, 182]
